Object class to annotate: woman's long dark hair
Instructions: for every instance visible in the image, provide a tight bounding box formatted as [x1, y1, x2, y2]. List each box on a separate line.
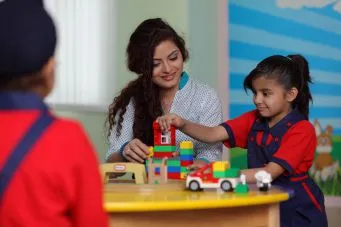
[106, 18, 189, 145]
[243, 54, 313, 119]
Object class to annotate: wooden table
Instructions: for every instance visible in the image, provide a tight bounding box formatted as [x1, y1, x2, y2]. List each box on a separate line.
[104, 181, 289, 227]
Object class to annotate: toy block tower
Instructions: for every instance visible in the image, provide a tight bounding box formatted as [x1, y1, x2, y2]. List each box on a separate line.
[180, 141, 194, 179]
[153, 121, 176, 158]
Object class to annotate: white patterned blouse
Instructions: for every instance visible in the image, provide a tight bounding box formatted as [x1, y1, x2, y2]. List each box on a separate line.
[105, 72, 223, 162]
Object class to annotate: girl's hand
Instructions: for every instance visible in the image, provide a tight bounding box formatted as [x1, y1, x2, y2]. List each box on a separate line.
[157, 113, 185, 132]
[122, 139, 150, 163]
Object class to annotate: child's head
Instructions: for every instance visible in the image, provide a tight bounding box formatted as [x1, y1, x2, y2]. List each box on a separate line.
[244, 55, 312, 120]
[0, 0, 57, 98]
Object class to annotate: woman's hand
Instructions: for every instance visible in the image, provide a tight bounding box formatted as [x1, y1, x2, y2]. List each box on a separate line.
[122, 139, 150, 163]
[157, 113, 185, 132]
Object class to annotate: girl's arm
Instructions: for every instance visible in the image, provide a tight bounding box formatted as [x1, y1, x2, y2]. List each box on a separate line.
[157, 113, 229, 144]
[241, 162, 285, 183]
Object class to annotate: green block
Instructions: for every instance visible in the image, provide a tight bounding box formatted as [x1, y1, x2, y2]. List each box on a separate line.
[225, 168, 240, 178]
[167, 160, 181, 166]
[181, 166, 189, 173]
[180, 148, 194, 155]
[154, 146, 176, 152]
[235, 183, 249, 194]
[213, 171, 226, 178]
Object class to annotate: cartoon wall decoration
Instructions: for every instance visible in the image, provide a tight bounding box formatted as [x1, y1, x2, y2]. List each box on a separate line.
[227, 0, 341, 196]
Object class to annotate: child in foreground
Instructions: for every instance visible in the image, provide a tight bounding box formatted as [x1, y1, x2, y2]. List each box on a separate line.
[0, 0, 107, 226]
[157, 54, 328, 227]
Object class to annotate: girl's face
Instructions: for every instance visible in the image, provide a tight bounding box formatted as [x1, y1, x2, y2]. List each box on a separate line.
[151, 40, 184, 91]
[252, 76, 294, 127]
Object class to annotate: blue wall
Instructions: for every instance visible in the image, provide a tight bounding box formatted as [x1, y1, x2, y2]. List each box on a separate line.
[228, 0, 341, 134]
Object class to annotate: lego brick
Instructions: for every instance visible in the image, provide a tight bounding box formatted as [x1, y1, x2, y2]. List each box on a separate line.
[179, 148, 194, 155]
[167, 172, 181, 179]
[213, 171, 226, 178]
[154, 146, 177, 152]
[225, 168, 241, 178]
[180, 141, 193, 149]
[167, 159, 181, 166]
[181, 160, 194, 166]
[180, 172, 187, 179]
[167, 166, 181, 173]
[213, 161, 229, 171]
[181, 166, 189, 173]
[180, 154, 194, 161]
[153, 152, 173, 158]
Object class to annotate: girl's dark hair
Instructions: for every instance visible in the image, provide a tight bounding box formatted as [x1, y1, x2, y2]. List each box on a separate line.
[243, 54, 313, 119]
[106, 18, 189, 145]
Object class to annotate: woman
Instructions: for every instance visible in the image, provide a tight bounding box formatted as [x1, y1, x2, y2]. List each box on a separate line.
[105, 18, 223, 167]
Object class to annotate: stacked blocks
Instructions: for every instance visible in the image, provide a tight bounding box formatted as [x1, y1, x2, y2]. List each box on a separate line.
[146, 141, 194, 180]
[180, 141, 194, 179]
[212, 161, 240, 178]
[153, 145, 176, 158]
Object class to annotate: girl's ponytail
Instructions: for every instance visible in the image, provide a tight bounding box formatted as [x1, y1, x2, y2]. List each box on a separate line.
[288, 54, 313, 119]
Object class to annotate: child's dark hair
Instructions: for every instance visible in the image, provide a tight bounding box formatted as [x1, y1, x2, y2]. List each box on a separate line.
[243, 54, 313, 119]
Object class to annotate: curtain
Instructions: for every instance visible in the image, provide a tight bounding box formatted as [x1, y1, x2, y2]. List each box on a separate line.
[44, 0, 116, 109]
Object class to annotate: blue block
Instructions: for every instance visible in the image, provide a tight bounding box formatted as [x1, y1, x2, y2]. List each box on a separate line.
[180, 155, 194, 161]
[167, 166, 181, 173]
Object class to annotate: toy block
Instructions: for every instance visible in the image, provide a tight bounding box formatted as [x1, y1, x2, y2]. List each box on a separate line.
[181, 166, 189, 173]
[225, 168, 240, 178]
[180, 141, 193, 149]
[154, 146, 176, 152]
[148, 146, 154, 157]
[153, 121, 176, 146]
[213, 171, 226, 178]
[180, 172, 187, 179]
[213, 161, 229, 171]
[168, 172, 181, 179]
[167, 166, 181, 173]
[153, 152, 173, 158]
[167, 159, 181, 166]
[180, 154, 194, 161]
[181, 160, 194, 166]
[235, 183, 249, 194]
[179, 148, 194, 155]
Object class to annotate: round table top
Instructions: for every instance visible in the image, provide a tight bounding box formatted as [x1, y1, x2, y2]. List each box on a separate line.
[104, 181, 290, 212]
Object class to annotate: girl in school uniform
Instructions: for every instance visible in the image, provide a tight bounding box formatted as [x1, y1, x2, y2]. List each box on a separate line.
[157, 54, 328, 227]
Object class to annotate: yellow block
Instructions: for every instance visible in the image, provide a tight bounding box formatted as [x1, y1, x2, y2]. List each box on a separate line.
[180, 141, 193, 149]
[213, 161, 230, 171]
[180, 172, 187, 179]
[148, 146, 154, 157]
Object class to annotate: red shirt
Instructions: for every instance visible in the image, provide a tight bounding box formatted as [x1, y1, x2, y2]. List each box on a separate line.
[222, 110, 316, 174]
[0, 98, 108, 226]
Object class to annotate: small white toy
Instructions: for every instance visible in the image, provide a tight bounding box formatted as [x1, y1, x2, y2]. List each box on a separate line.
[255, 170, 272, 191]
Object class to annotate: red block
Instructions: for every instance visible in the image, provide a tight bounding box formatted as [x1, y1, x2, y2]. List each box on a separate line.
[181, 160, 193, 166]
[168, 172, 181, 179]
[153, 152, 173, 158]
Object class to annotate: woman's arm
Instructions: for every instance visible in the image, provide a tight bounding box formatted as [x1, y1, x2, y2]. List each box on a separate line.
[105, 100, 134, 162]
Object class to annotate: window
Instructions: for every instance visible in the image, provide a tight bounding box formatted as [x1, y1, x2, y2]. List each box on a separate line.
[43, 0, 117, 110]
[161, 132, 170, 144]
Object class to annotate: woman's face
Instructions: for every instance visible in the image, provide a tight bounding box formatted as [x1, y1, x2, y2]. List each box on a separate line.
[151, 40, 184, 90]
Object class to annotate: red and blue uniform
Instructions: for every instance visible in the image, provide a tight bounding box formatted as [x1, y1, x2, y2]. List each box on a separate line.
[221, 109, 328, 227]
[0, 92, 108, 227]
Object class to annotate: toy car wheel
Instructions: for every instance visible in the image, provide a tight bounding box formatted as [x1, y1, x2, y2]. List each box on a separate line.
[220, 180, 232, 192]
[189, 180, 201, 191]
[259, 183, 270, 192]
